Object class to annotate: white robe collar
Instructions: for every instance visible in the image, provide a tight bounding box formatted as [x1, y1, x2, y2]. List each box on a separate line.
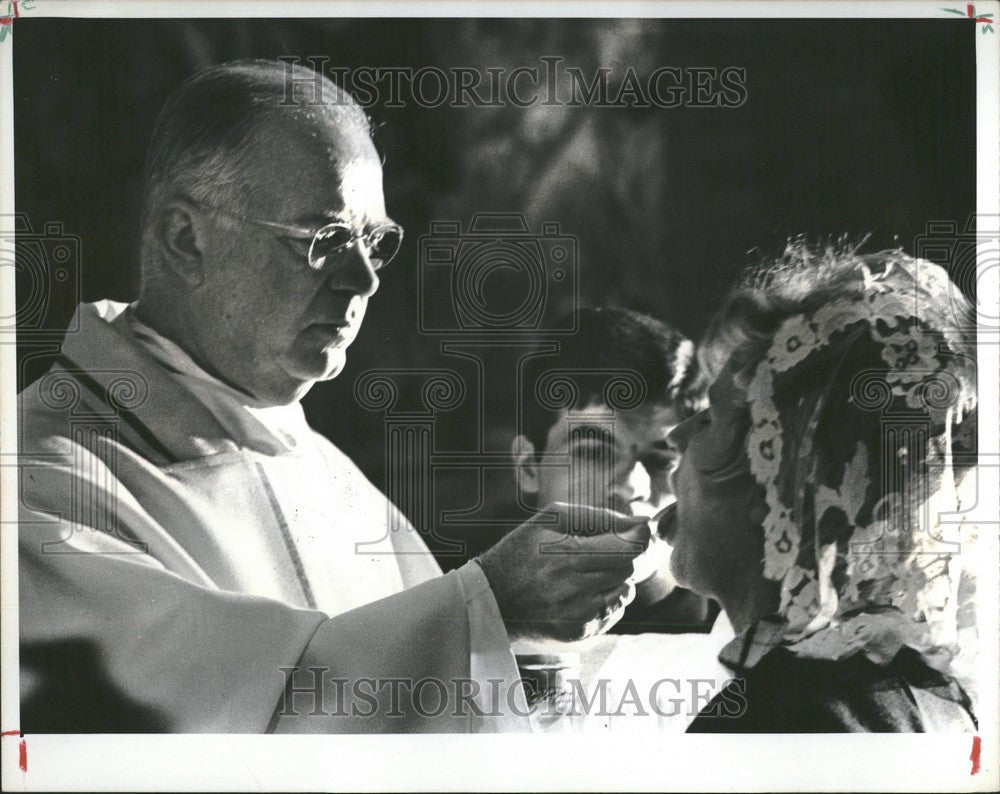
[125, 305, 312, 455]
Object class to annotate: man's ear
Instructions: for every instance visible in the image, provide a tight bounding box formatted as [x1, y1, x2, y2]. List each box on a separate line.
[152, 199, 209, 287]
[511, 434, 539, 497]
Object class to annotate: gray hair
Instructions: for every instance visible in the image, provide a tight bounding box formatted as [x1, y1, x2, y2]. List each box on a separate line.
[698, 238, 976, 385]
[139, 59, 370, 268]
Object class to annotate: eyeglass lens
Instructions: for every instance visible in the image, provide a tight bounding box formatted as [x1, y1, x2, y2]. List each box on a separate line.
[310, 223, 403, 270]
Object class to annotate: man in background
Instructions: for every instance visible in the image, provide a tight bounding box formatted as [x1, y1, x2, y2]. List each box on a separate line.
[511, 307, 718, 633]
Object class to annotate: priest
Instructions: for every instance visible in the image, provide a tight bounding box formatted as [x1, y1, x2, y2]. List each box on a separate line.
[17, 59, 649, 733]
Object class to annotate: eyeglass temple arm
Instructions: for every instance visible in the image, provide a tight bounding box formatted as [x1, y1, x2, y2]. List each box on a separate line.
[245, 217, 317, 238]
[240, 213, 402, 241]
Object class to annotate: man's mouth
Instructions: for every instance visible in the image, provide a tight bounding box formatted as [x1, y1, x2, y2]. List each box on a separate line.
[306, 321, 355, 344]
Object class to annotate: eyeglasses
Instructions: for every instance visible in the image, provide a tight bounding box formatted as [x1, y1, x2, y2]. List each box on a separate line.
[203, 206, 404, 272]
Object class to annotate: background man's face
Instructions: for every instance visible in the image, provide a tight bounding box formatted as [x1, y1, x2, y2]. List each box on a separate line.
[190, 110, 387, 405]
[514, 399, 682, 586]
[529, 400, 681, 516]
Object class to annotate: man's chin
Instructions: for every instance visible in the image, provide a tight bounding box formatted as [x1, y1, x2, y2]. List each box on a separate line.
[328, 348, 350, 379]
[287, 347, 347, 381]
[314, 350, 348, 382]
[267, 349, 346, 403]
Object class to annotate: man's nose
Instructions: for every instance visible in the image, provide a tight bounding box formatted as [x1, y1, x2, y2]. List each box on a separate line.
[329, 241, 379, 298]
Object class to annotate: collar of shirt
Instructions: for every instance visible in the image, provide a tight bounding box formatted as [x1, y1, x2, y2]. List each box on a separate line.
[124, 304, 312, 455]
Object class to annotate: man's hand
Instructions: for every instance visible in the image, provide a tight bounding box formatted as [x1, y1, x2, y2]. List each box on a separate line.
[475, 503, 651, 642]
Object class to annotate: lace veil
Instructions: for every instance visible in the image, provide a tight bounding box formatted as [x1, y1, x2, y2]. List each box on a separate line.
[708, 246, 978, 689]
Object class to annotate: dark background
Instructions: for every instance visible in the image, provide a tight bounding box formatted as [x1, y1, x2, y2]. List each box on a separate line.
[13, 18, 976, 567]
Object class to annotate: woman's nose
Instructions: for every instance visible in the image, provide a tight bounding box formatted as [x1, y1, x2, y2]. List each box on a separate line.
[668, 412, 700, 453]
[329, 241, 380, 297]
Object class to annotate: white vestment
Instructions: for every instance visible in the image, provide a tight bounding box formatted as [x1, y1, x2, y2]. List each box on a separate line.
[17, 301, 528, 733]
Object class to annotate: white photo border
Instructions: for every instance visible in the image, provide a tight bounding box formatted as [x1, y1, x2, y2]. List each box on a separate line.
[1, 2, 997, 791]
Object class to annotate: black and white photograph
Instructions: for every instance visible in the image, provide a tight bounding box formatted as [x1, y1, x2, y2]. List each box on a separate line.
[1, 1, 998, 790]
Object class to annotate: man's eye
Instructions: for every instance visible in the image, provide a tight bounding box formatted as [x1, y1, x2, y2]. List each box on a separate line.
[284, 237, 311, 254]
[315, 225, 355, 248]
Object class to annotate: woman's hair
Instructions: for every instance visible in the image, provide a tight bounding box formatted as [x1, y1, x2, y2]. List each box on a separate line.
[700, 239, 978, 682]
[700, 238, 976, 384]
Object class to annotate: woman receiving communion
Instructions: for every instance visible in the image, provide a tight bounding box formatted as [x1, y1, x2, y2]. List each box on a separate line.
[663, 244, 979, 732]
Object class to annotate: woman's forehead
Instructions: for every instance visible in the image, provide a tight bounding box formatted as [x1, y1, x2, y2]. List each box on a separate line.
[707, 356, 749, 409]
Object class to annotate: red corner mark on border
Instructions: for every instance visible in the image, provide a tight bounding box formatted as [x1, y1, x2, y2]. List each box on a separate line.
[0, 0, 21, 25]
[2, 730, 27, 773]
[970, 735, 982, 776]
[942, 3, 996, 32]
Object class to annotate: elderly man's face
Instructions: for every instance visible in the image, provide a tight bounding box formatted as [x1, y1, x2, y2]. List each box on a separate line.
[190, 110, 387, 405]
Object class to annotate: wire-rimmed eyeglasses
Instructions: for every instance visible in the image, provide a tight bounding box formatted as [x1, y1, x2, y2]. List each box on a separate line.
[203, 205, 404, 272]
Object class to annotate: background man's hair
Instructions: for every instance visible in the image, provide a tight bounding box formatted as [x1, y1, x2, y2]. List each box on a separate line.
[520, 306, 707, 452]
[139, 58, 368, 266]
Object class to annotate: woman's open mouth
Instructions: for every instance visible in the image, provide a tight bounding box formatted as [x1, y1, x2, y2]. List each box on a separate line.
[651, 502, 678, 543]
